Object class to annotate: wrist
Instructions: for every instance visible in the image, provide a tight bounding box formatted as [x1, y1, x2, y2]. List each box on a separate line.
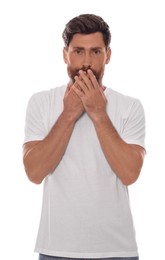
[90, 111, 108, 124]
[61, 109, 82, 124]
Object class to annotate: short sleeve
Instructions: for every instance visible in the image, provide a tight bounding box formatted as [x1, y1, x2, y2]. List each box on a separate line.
[121, 99, 146, 149]
[23, 92, 48, 143]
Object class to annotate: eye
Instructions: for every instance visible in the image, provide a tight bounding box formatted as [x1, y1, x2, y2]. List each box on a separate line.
[74, 49, 84, 55]
[92, 49, 101, 55]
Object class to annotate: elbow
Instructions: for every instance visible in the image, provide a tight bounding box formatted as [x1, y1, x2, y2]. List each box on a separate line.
[23, 157, 43, 185]
[120, 168, 141, 186]
[121, 174, 139, 186]
[27, 172, 43, 185]
[24, 166, 43, 185]
[121, 148, 145, 186]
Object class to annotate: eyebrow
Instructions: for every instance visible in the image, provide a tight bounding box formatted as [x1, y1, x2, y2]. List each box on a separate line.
[72, 46, 103, 50]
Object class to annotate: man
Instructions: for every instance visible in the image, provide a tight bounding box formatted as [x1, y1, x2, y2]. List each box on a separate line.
[23, 14, 146, 260]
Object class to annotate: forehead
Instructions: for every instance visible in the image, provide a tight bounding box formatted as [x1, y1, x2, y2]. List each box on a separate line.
[69, 32, 105, 48]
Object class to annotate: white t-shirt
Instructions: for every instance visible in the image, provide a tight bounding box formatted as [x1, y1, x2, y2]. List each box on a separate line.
[24, 85, 146, 258]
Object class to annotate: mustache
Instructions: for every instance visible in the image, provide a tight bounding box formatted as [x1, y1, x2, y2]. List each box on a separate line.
[74, 67, 98, 79]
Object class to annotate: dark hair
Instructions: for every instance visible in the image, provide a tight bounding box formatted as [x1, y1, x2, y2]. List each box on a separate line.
[62, 14, 111, 49]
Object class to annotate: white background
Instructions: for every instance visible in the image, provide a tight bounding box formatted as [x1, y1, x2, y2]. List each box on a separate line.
[0, 0, 165, 259]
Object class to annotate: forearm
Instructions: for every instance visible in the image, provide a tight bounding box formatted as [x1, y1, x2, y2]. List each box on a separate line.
[23, 111, 75, 184]
[93, 113, 144, 185]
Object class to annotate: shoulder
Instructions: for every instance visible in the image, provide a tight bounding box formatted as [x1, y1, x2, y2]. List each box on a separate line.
[105, 87, 137, 102]
[105, 87, 143, 110]
[27, 85, 67, 106]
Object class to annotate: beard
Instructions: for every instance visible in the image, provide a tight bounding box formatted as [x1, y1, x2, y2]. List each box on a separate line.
[67, 65, 104, 84]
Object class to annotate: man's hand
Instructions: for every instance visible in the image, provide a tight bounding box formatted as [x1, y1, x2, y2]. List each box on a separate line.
[72, 69, 107, 121]
[63, 82, 85, 121]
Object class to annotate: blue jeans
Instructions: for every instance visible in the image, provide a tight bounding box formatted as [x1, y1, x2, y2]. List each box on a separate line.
[39, 255, 139, 260]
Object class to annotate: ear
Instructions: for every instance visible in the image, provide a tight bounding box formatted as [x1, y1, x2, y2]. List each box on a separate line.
[63, 47, 68, 64]
[105, 47, 111, 64]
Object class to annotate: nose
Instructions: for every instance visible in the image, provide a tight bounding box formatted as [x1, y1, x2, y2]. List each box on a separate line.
[82, 52, 92, 69]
